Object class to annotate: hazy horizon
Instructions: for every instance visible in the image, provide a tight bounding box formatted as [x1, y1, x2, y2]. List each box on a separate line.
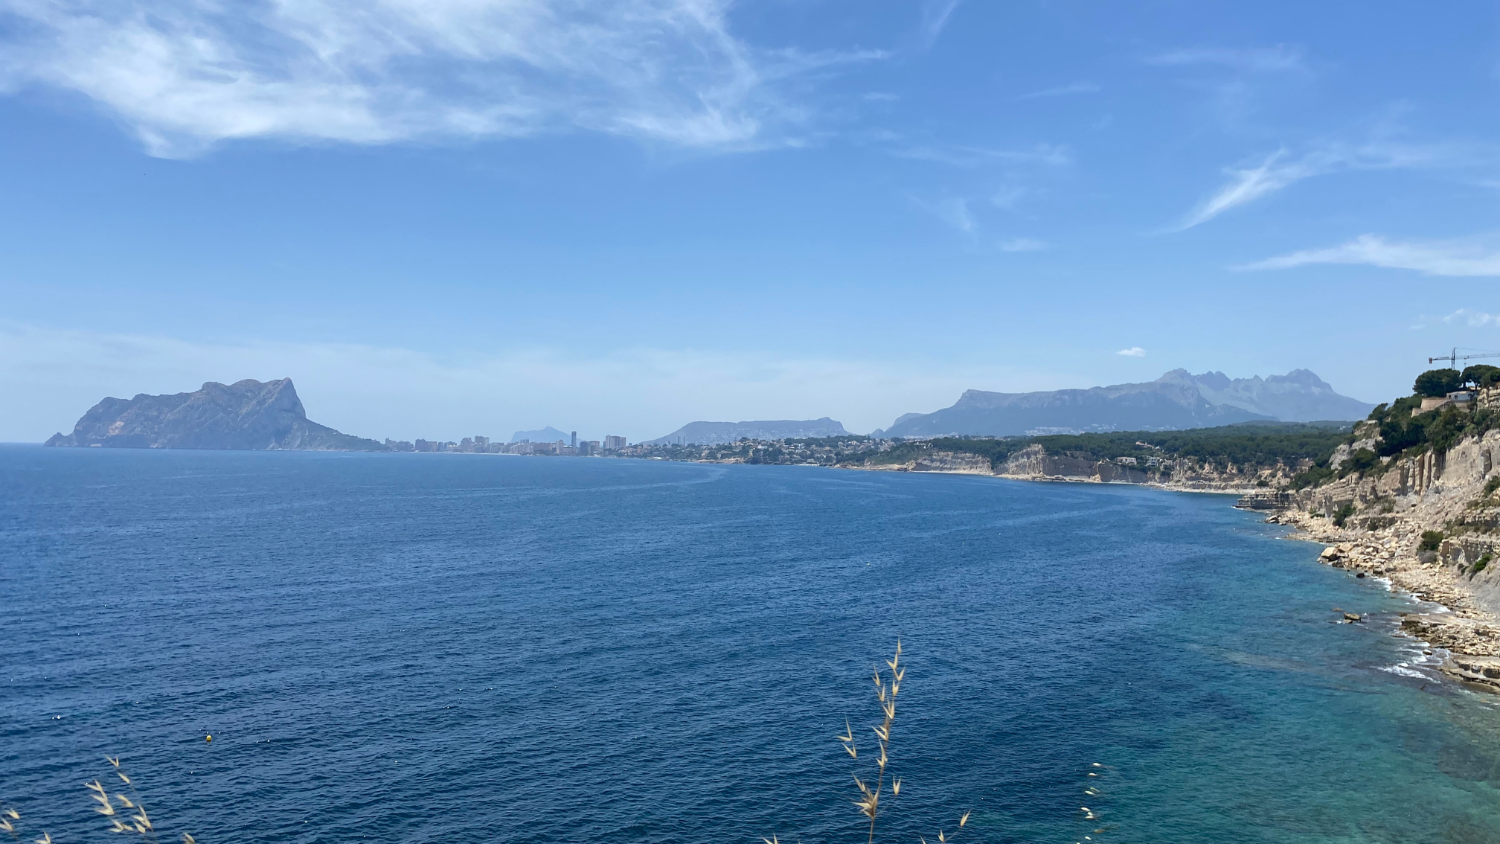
[2, 1, 1497, 442]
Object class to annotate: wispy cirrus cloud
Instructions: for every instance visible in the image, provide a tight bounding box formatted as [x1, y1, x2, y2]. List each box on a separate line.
[990, 186, 1027, 211]
[1145, 45, 1307, 74]
[1168, 139, 1489, 231]
[916, 0, 964, 51]
[1018, 81, 1101, 100]
[0, 0, 883, 157]
[1170, 149, 1310, 231]
[999, 237, 1047, 252]
[1236, 233, 1500, 277]
[892, 142, 1071, 168]
[1117, 347, 1147, 357]
[1443, 308, 1500, 327]
[911, 196, 977, 235]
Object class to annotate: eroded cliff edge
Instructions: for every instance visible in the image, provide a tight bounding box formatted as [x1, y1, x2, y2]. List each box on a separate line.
[1257, 427, 1500, 689]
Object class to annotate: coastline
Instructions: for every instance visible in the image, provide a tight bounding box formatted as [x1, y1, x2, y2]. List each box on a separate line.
[844, 456, 1500, 691]
[1267, 509, 1500, 692]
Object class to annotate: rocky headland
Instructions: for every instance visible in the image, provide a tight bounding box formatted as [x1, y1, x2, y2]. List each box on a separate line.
[1256, 422, 1500, 690]
[45, 378, 386, 451]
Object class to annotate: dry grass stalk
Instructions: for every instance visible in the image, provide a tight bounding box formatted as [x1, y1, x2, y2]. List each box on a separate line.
[86, 757, 194, 844]
[762, 641, 972, 844]
[1, 798, 51, 844]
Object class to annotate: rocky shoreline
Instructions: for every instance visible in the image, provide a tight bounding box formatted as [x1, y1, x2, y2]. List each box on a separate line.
[856, 434, 1500, 692]
[1257, 429, 1500, 691]
[1267, 508, 1500, 690]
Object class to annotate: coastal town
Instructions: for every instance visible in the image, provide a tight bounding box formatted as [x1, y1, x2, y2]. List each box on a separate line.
[382, 432, 629, 456]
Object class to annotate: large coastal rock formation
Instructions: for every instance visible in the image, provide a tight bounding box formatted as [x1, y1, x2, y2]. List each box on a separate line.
[876, 369, 1373, 438]
[44, 379, 385, 451]
[1262, 424, 1500, 689]
[648, 418, 849, 446]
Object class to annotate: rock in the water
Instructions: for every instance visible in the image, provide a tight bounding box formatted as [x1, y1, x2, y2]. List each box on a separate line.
[1343, 612, 1363, 623]
[44, 379, 385, 452]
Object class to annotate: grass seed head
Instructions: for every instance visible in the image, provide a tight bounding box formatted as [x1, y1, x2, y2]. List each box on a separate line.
[86, 781, 114, 816]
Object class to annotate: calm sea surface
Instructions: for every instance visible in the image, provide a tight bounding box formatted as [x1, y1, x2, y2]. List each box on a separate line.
[3, 445, 1499, 843]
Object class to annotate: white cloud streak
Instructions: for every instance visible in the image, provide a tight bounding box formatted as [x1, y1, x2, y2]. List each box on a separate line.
[1116, 347, 1146, 357]
[917, 0, 963, 50]
[1444, 308, 1500, 327]
[1236, 233, 1500, 277]
[911, 196, 976, 235]
[1171, 149, 1307, 231]
[1145, 45, 1307, 74]
[1169, 139, 1489, 231]
[0, 0, 882, 157]
[1019, 81, 1100, 100]
[892, 143, 1071, 168]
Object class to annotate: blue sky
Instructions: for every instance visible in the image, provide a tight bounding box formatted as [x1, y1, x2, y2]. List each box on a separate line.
[2, 0, 1498, 442]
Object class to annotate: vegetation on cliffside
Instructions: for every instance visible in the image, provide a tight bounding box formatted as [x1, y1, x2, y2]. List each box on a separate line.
[855, 422, 1349, 478]
[1293, 368, 1499, 491]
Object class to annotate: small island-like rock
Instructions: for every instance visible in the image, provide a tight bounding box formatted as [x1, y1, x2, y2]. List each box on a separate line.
[44, 378, 386, 451]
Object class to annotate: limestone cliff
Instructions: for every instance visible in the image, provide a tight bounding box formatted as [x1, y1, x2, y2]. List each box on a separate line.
[868, 443, 1284, 491]
[1263, 426, 1500, 688]
[44, 379, 386, 451]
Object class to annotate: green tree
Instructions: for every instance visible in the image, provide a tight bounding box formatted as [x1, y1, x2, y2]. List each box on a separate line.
[1343, 448, 1378, 476]
[1414, 368, 1462, 397]
[1460, 364, 1500, 388]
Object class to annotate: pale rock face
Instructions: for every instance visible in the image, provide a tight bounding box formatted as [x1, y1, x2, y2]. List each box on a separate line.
[44, 379, 385, 451]
[1281, 427, 1500, 688]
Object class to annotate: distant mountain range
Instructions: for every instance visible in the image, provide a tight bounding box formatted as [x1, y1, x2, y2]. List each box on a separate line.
[511, 426, 571, 444]
[44, 379, 384, 451]
[647, 418, 849, 446]
[873, 369, 1374, 438]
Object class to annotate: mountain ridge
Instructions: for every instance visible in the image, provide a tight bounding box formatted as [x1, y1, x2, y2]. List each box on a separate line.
[875, 369, 1373, 438]
[647, 418, 849, 446]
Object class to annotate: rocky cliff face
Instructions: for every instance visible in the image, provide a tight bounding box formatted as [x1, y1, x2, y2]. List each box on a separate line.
[870, 443, 1277, 490]
[45, 379, 386, 451]
[1265, 428, 1500, 688]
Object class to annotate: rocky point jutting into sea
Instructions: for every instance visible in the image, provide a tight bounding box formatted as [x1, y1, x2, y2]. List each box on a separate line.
[44, 378, 385, 451]
[1255, 410, 1500, 690]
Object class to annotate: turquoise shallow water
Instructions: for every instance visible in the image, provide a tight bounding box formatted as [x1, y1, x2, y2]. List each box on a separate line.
[2, 445, 1498, 843]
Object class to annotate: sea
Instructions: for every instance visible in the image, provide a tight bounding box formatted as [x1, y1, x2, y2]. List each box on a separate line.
[2, 445, 1498, 843]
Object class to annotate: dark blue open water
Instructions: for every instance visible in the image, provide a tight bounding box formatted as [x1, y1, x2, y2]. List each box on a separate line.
[3, 446, 1499, 843]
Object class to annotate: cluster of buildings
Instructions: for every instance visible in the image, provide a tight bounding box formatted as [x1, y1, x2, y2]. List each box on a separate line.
[1417, 385, 1500, 416]
[382, 432, 631, 456]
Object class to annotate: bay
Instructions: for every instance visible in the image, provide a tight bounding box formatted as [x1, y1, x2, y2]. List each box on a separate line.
[2, 445, 1497, 843]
